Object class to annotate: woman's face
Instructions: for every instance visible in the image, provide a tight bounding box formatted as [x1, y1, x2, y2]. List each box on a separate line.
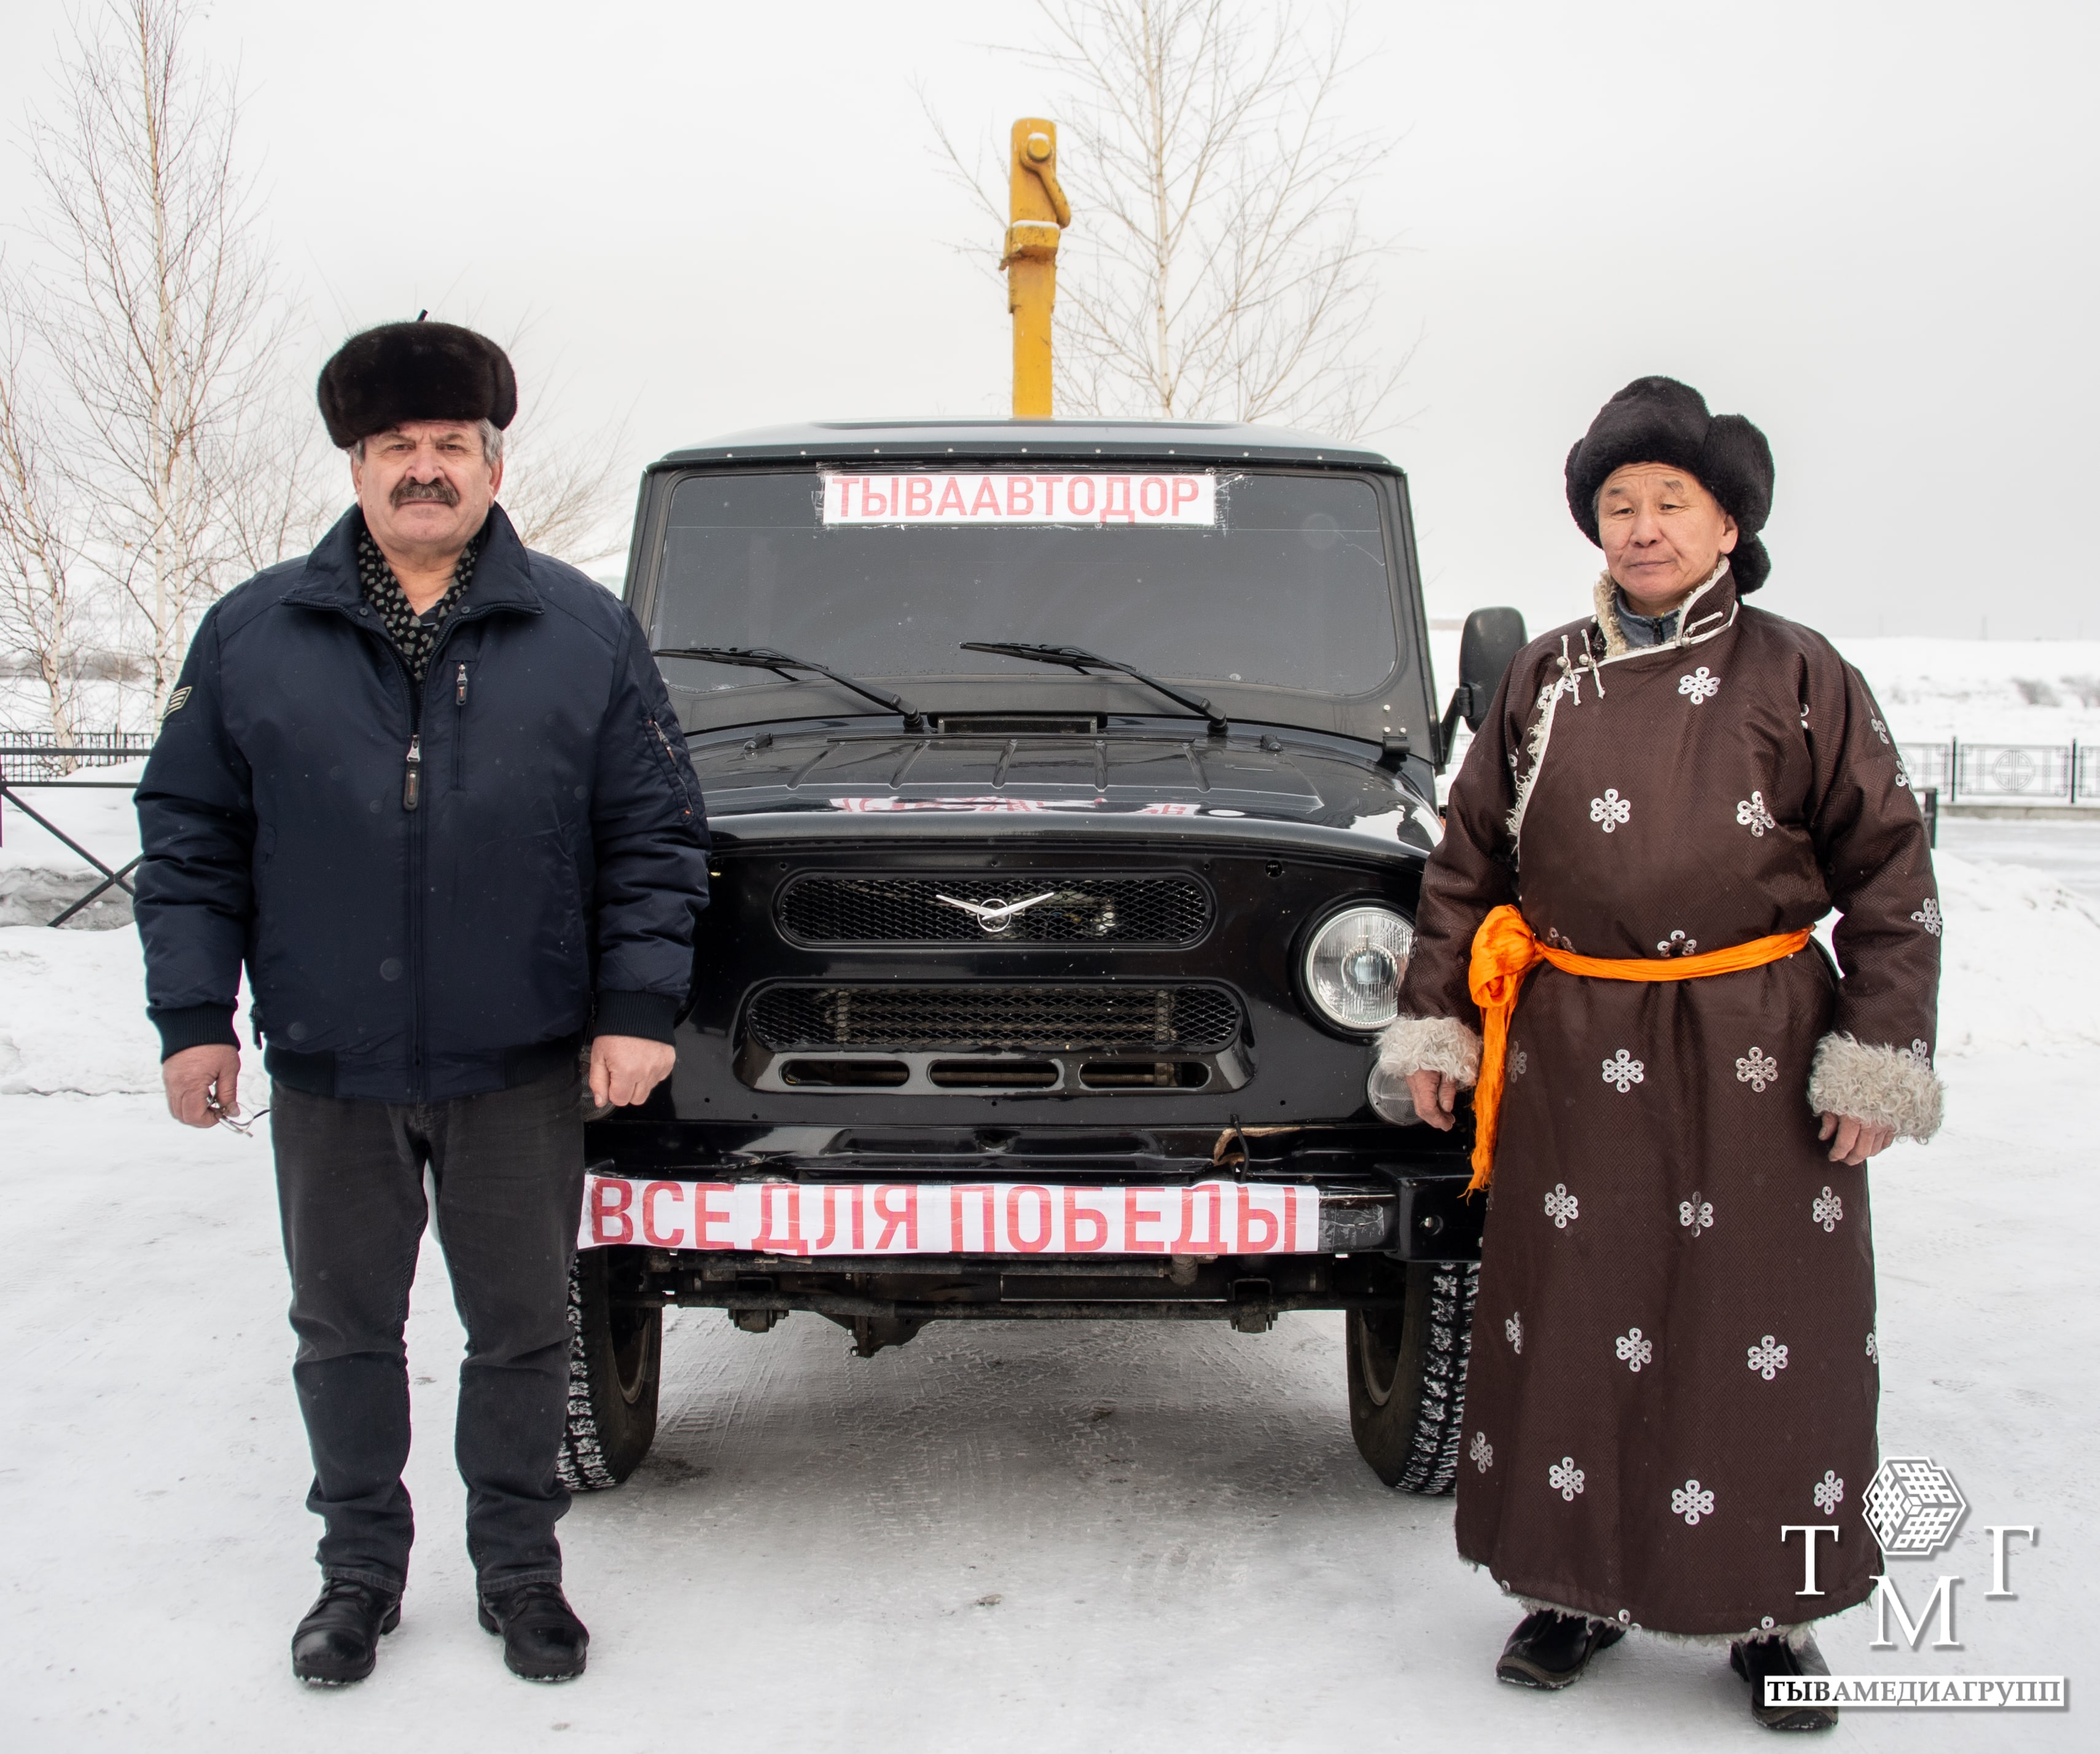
[1596, 463, 1739, 614]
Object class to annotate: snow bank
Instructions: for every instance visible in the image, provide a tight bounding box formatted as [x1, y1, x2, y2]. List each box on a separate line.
[0, 926, 233, 1095]
[1431, 627, 2100, 745]
[1835, 635, 2100, 744]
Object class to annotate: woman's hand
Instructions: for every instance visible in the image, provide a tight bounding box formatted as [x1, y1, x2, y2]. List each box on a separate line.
[1819, 1112, 1895, 1165]
[1407, 1068, 1459, 1131]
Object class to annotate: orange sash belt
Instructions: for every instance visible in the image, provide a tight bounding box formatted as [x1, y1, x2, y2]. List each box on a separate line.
[1464, 904, 1813, 1193]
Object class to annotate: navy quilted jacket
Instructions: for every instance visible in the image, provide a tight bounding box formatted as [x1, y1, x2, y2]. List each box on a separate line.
[135, 504, 709, 1102]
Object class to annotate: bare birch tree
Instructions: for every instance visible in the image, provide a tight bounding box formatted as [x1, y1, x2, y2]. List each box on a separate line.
[932, 0, 1400, 436]
[25, 0, 296, 718]
[0, 283, 85, 748]
[499, 411, 634, 571]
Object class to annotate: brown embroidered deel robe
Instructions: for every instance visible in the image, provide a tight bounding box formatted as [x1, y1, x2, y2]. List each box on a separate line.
[1380, 563, 1942, 1640]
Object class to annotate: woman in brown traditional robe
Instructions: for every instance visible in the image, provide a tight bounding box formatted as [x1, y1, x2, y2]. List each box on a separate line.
[1372, 377, 1942, 1732]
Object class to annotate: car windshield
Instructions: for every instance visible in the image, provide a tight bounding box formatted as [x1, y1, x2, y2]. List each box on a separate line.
[648, 468, 1403, 699]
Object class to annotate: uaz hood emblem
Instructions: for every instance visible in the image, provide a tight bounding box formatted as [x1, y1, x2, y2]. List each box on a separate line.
[936, 890, 1058, 934]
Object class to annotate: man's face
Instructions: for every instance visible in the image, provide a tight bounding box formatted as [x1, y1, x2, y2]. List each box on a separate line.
[1596, 462, 1738, 614]
[351, 420, 503, 557]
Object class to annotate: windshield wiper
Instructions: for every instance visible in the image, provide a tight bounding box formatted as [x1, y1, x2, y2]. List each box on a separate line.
[960, 641, 1227, 735]
[654, 645, 927, 731]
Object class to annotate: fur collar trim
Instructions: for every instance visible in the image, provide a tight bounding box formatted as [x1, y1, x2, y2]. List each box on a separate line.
[1591, 573, 1630, 656]
[1591, 558, 1731, 659]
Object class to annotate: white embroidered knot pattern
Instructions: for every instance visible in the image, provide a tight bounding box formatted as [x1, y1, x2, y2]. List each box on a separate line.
[1747, 1334, 1790, 1381]
[1872, 715, 1892, 745]
[1895, 758, 1912, 788]
[1814, 1470, 1844, 1514]
[1811, 1186, 1844, 1232]
[1470, 1430, 1493, 1473]
[1865, 1330, 1879, 1362]
[1907, 1038, 1933, 1067]
[1510, 1045, 1529, 1078]
[1672, 1479, 1716, 1526]
[1911, 898, 1943, 937]
[1601, 1049, 1644, 1092]
[1657, 930, 1698, 957]
[1735, 1046, 1779, 1092]
[1543, 1183, 1580, 1229]
[1677, 667, 1720, 704]
[1736, 791, 1777, 837]
[1679, 1192, 1714, 1237]
[1615, 1328, 1653, 1372]
[1549, 1457, 1586, 1501]
[1505, 1312, 1524, 1353]
[1589, 788, 1631, 832]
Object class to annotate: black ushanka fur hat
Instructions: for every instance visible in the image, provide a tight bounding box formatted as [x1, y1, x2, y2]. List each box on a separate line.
[1564, 375, 1774, 592]
[316, 319, 517, 448]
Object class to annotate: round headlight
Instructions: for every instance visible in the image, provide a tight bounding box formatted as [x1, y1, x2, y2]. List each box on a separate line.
[1302, 904, 1413, 1032]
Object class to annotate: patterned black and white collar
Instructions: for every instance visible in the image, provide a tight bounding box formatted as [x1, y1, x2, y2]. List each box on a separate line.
[356, 523, 483, 682]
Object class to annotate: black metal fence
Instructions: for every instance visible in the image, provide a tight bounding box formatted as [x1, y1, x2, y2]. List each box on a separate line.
[1900, 740, 2100, 805]
[0, 730, 157, 781]
[1, 734, 155, 926]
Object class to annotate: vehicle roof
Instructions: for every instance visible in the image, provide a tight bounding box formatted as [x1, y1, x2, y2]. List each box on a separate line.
[652, 418, 1400, 472]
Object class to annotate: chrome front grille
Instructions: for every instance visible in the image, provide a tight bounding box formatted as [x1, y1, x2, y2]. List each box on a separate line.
[775, 874, 1208, 946]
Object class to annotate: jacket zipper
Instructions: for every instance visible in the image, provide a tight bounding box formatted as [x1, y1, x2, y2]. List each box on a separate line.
[403, 734, 423, 810]
[453, 661, 469, 791]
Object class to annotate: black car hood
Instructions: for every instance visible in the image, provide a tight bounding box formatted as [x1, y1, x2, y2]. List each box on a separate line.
[684, 721, 1444, 863]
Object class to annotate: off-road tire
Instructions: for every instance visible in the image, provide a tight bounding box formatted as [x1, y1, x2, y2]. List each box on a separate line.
[1345, 1261, 1478, 1493]
[556, 1248, 662, 1491]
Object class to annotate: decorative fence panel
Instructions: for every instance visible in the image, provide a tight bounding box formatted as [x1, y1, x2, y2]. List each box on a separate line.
[1900, 740, 2098, 805]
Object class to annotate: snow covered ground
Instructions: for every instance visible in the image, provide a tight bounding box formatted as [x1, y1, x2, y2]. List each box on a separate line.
[3, 842, 2095, 1750]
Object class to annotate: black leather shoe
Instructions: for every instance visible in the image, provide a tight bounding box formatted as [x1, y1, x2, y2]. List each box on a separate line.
[291, 1579, 401, 1685]
[1731, 1633, 1838, 1731]
[1495, 1609, 1626, 1689]
[478, 1581, 589, 1681]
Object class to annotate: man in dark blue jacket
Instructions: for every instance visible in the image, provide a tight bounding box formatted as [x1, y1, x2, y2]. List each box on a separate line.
[135, 321, 708, 1687]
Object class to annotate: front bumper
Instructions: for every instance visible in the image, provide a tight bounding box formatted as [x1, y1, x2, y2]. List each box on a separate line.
[584, 1119, 1481, 1329]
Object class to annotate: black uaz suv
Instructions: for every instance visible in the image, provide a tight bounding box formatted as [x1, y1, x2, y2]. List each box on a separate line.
[563, 419, 1524, 1498]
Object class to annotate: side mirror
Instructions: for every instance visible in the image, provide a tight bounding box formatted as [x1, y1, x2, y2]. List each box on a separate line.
[1438, 606, 1528, 769]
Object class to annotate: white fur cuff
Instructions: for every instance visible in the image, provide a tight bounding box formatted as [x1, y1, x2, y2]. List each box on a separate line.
[1806, 1033, 1944, 1142]
[1368, 1016, 1483, 1121]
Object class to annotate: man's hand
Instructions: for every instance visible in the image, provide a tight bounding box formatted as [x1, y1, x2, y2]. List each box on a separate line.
[1407, 1068, 1460, 1131]
[1819, 1111, 1895, 1165]
[590, 1035, 676, 1109]
[164, 1044, 241, 1128]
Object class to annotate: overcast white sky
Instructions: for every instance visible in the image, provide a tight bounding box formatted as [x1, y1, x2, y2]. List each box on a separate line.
[0, 0, 2092, 640]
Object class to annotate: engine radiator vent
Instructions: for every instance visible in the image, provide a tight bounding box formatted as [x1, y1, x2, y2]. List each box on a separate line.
[749, 984, 1241, 1053]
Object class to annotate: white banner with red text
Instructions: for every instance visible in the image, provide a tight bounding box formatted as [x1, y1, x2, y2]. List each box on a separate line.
[821, 471, 1216, 527]
[578, 1175, 1319, 1257]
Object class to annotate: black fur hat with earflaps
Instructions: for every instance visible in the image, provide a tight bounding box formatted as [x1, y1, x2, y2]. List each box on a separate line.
[1564, 375, 1774, 592]
[316, 317, 517, 450]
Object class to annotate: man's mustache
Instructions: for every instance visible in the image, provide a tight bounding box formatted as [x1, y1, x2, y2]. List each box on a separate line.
[391, 476, 461, 508]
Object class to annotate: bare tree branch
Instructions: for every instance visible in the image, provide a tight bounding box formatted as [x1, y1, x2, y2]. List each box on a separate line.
[0, 270, 86, 750]
[23, 0, 299, 717]
[499, 409, 633, 573]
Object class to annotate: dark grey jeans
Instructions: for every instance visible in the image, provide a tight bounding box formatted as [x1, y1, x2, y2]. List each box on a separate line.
[270, 1063, 587, 1595]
